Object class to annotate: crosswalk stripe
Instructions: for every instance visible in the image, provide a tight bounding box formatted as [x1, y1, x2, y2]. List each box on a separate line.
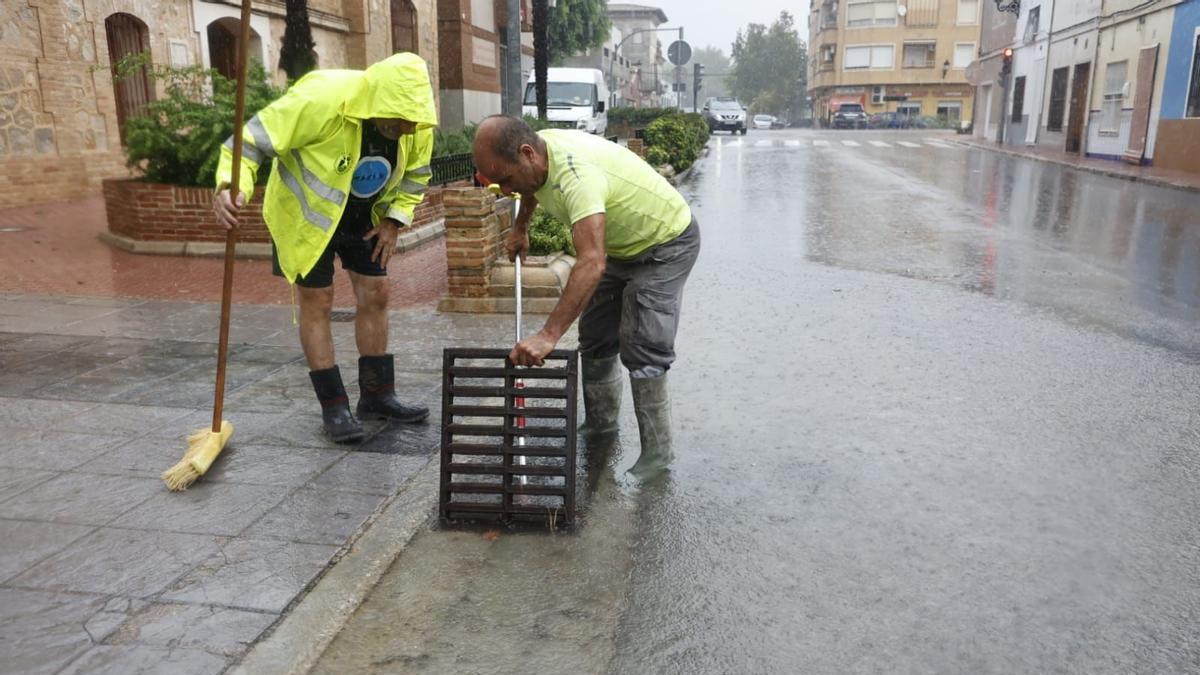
[754, 140, 771, 147]
[841, 140, 861, 147]
[785, 140, 801, 147]
[897, 141, 921, 148]
[925, 141, 952, 149]
[813, 140, 830, 147]
[869, 140, 891, 147]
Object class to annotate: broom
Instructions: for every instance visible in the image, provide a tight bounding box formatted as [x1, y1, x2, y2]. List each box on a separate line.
[162, 0, 254, 491]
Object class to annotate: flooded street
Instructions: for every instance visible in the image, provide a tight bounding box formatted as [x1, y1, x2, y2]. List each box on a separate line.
[315, 130, 1200, 674]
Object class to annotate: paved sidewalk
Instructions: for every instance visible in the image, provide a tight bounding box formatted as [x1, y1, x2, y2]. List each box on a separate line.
[949, 137, 1200, 193]
[0, 197, 448, 307]
[0, 194, 550, 674]
[0, 292, 541, 674]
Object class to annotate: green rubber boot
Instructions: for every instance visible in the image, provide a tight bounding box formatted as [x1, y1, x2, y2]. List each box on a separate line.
[627, 373, 673, 483]
[579, 355, 622, 436]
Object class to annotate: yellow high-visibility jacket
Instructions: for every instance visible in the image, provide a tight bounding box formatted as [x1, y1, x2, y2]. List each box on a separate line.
[216, 53, 438, 283]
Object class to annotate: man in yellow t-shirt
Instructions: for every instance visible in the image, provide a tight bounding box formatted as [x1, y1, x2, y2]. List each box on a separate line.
[473, 116, 701, 482]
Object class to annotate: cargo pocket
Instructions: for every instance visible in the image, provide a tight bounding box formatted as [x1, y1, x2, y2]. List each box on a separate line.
[629, 287, 680, 350]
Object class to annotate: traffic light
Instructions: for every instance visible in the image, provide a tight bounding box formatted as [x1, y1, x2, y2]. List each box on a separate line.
[693, 62, 704, 94]
[1001, 47, 1013, 75]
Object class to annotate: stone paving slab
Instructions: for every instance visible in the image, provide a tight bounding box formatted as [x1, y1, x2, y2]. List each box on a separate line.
[0, 289, 549, 673]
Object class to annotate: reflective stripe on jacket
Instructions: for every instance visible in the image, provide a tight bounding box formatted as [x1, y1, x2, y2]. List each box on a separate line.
[216, 53, 438, 282]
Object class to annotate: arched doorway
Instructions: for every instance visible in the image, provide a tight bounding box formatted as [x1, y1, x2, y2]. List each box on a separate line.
[391, 0, 417, 54]
[104, 13, 153, 145]
[206, 18, 263, 81]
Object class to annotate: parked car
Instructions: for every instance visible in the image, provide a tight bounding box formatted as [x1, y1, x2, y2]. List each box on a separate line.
[771, 116, 789, 129]
[752, 114, 775, 130]
[869, 112, 908, 129]
[831, 103, 868, 129]
[704, 97, 747, 135]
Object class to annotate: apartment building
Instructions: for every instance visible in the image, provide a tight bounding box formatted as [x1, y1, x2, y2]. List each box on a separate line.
[808, 0, 980, 126]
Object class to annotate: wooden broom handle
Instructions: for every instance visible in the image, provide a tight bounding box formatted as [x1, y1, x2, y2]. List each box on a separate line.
[213, 0, 254, 433]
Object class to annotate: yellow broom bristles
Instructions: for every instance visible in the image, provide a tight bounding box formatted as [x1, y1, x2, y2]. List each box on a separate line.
[162, 420, 234, 491]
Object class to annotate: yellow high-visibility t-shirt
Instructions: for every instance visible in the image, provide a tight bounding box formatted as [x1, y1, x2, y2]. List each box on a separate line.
[533, 130, 691, 260]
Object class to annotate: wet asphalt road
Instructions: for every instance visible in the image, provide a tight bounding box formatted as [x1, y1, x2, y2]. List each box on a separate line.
[315, 130, 1200, 674]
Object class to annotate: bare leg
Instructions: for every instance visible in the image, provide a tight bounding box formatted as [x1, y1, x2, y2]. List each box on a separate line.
[349, 272, 389, 357]
[297, 285, 335, 370]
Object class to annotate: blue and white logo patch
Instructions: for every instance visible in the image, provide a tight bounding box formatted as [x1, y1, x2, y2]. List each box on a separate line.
[350, 156, 392, 199]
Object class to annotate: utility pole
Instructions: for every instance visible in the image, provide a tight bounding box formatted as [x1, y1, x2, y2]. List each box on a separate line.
[504, 0, 522, 115]
[533, 0, 548, 119]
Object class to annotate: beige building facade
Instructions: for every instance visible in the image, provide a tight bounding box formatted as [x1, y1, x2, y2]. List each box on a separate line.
[0, 0, 438, 209]
[808, 0, 979, 126]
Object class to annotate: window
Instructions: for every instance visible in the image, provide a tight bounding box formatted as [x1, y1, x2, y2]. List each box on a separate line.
[903, 42, 936, 68]
[1024, 6, 1040, 42]
[391, 0, 417, 53]
[603, 47, 610, 58]
[953, 43, 975, 68]
[1047, 66, 1069, 131]
[905, 0, 939, 26]
[957, 0, 979, 24]
[844, 45, 895, 70]
[847, 0, 897, 27]
[1187, 33, 1200, 117]
[937, 101, 962, 123]
[1100, 60, 1127, 133]
[105, 13, 153, 145]
[1012, 75, 1026, 119]
[820, 43, 837, 69]
[898, 102, 922, 116]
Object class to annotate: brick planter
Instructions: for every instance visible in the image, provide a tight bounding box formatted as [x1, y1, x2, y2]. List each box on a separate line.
[101, 178, 455, 257]
[437, 186, 574, 314]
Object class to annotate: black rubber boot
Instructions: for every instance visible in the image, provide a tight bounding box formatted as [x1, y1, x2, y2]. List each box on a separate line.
[309, 366, 364, 444]
[356, 354, 429, 423]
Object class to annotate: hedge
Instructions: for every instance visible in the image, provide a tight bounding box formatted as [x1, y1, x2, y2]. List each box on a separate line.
[642, 113, 709, 173]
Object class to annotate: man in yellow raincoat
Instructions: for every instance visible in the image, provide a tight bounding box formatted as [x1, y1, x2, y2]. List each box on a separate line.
[213, 52, 437, 443]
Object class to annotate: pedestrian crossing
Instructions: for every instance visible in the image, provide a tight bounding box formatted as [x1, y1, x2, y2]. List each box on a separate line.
[718, 137, 962, 151]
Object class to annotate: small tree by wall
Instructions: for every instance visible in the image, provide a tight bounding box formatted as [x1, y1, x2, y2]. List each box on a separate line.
[279, 0, 317, 82]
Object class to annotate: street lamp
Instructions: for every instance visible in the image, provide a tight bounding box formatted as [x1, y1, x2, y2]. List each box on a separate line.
[608, 26, 683, 107]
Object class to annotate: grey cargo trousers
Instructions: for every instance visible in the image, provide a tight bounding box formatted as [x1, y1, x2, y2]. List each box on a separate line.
[578, 218, 701, 373]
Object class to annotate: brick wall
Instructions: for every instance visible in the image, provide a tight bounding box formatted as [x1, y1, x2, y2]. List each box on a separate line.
[103, 179, 456, 246]
[0, 0, 441, 210]
[442, 187, 512, 299]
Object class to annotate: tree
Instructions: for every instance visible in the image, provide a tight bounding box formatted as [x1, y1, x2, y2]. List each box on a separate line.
[279, 0, 317, 82]
[692, 46, 731, 100]
[729, 11, 808, 119]
[546, 0, 611, 64]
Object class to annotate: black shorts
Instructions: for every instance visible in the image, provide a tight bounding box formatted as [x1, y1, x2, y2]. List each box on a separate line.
[272, 217, 387, 288]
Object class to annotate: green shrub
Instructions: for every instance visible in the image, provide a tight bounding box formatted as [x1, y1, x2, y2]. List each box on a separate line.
[528, 208, 575, 256]
[642, 113, 709, 172]
[113, 54, 284, 186]
[433, 125, 476, 157]
[608, 106, 676, 127]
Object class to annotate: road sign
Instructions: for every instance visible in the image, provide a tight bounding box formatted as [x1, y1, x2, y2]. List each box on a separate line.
[667, 40, 691, 66]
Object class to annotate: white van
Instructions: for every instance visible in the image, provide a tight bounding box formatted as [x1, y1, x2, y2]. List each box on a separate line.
[521, 68, 609, 135]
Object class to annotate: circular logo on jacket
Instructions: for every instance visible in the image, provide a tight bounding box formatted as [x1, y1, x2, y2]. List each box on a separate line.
[350, 156, 392, 199]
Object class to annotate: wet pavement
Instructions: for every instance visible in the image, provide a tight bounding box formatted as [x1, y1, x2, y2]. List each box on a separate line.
[312, 129, 1200, 673]
[0, 293, 535, 674]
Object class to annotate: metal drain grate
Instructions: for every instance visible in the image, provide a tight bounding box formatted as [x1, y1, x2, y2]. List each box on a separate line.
[328, 310, 356, 323]
[440, 348, 578, 528]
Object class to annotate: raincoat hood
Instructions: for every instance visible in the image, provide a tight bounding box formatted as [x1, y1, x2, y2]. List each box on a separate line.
[343, 53, 438, 129]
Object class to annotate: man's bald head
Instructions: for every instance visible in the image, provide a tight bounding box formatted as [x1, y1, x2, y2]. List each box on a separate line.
[473, 115, 548, 196]
[476, 115, 543, 162]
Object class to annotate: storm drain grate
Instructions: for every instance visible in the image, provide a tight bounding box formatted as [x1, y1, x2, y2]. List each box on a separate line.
[328, 310, 356, 323]
[440, 348, 578, 528]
